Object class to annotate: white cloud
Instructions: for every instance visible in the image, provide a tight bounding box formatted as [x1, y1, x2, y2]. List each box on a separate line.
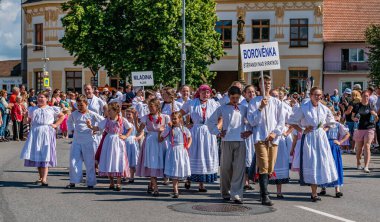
[0, 0, 21, 61]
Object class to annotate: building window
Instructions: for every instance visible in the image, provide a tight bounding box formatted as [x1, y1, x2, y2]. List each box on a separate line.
[34, 23, 43, 50]
[66, 71, 82, 93]
[252, 20, 270, 43]
[216, 20, 232, 48]
[349, 49, 365, 62]
[341, 81, 365, 94]
[290, 19, 308, 47]
[35, 71, 43, 92]
[289, 70, 308, 93]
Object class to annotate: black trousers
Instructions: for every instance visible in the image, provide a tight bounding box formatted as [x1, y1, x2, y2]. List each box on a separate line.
[12, 120, 23, 140]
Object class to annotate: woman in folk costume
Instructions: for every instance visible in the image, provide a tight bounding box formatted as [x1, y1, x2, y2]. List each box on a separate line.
[269, 89, 294, 198]
[87, 102, 132, 191]
[288, 87, 339, 202]
[136, 98, 170, 197]
[180, 84, 220, 192]
[241, 85, 256, 190]
[319, 109, 349, 198]
[20, 91, 65, 186]
[160, 111, 192, 198]
[161, 87, 182, 115]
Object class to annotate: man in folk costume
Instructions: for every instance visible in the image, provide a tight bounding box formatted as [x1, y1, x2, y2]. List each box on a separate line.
[83, 84, 108, 149]
[208, 86, 252, 204]
[247, 75, 285, 206]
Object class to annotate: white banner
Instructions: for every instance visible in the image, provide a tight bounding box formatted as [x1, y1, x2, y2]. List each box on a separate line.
[240, 41, 281, 72]
[131, 71, 154, 86]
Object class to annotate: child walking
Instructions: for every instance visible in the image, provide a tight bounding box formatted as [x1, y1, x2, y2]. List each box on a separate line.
[65, 95, 104, 189]
[124, 108, 143, 183]
[160, 112, 192, 198]
[319, 111, 350, 197]
[60, 107, 70, 139]
[136, 98, 170, 197]
[87, 102, 132, 191]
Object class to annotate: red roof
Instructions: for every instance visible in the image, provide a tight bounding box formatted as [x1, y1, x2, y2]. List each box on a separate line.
[0, 60, 21, 77]
[323, 0, 380, 42]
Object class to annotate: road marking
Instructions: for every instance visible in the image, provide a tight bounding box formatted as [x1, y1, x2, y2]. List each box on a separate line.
[295, 206, 356, 222]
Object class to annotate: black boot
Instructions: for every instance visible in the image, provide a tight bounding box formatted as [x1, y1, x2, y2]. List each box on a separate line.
[259, 174, 273, 206]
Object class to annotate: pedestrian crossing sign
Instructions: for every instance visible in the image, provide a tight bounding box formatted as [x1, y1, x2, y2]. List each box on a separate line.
[43, 78, 50, 87]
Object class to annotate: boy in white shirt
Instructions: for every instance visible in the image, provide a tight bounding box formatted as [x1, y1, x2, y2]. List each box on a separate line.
[208, 86, 252, 204]
[65, 95, 104, 189]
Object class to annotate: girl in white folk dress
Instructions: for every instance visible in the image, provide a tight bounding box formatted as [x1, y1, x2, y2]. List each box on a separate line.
[87, 102, 132, 191]
[123, 108, 143, 183]
[20, 91, 65, 187]
[136, 98, 170, 197]
[160, 111, 192, 198]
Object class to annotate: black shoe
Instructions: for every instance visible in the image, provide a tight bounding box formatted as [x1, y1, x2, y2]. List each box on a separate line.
[184, 181, 191, 190]
[319, 188, 326, 196]
[41, 182, 49, 187]
[234, 199, 243, 204]
[109, 185, 115, 190]
[223, 197, 230, 201]
[65, 183, 75, 189]
[336, 192, 343, 198]
[198, 188, 207, 193]
[152, 191, 159, 197]
[147, 186, 153, 194]
[128, 179, 135, 184]
[114, 185, 121, 191]
[277, 194, 284, 199]
[311, 195, 321, 202]
[172, 193, 179, 198]
[87, 186, 94, 190]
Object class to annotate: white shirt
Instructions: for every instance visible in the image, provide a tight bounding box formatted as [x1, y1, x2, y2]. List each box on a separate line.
[86, 95, 106, 116]
[161, 101, 182, 116]
[208, 104, 249, 142]
[67, 110, 104, 143]
[247, 96, 285, 145]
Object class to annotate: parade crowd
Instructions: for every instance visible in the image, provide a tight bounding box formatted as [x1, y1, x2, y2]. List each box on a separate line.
[0, 78, 379, 205]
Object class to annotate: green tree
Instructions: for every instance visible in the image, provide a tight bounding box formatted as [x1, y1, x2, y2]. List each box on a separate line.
[60, 0, 108, 76]
[60, 0, 224, 87]
[365, 24, 380, 85]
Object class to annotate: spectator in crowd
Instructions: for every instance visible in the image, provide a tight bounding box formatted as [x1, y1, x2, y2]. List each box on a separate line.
[352, 90, 377, 173]
[0, 90, 10, 142]
[9, 86, 20, 104]
[11, 96, 24, 141]
[28, 88, 37, 107]
[124, 84, 135, 105]
[331, 89, 340, 112]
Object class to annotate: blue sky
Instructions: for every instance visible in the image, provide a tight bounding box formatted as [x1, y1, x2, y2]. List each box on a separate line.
[0, 0, 21, 61]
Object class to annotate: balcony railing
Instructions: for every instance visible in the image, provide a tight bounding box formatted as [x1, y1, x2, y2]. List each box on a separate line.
[324, 62, 369, 72]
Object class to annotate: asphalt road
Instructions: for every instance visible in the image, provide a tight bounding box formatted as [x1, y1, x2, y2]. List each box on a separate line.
[0, 139, 379, 222]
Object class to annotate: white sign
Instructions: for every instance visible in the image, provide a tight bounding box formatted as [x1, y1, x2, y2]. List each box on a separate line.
[131, 71, 154, 86]
[240, 41, 280, 72]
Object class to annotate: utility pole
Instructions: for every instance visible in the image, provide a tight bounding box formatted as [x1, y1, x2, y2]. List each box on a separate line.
[181, 0, 186, 86]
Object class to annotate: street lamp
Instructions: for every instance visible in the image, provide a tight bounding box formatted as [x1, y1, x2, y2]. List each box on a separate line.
[22, 44, 49, 77]
[181, 0, 186, 86]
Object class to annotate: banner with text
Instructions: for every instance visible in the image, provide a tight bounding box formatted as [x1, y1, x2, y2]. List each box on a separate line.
[131, 71, 154, 86]
[240, 41, 280, 72]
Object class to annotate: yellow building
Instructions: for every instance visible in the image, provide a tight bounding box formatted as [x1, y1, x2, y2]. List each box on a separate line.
[22, 0, 118, 92]
[212, 0, 323, 92]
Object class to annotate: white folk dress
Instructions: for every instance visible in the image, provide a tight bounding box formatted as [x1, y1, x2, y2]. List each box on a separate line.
[136, 114, 170, 178]
[20, 106, 60, 167]
[181, 98, 220, 182]
[288, 101, 338, 185]
[97, 117, 131, 177]
[162, 126, 191, 179]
